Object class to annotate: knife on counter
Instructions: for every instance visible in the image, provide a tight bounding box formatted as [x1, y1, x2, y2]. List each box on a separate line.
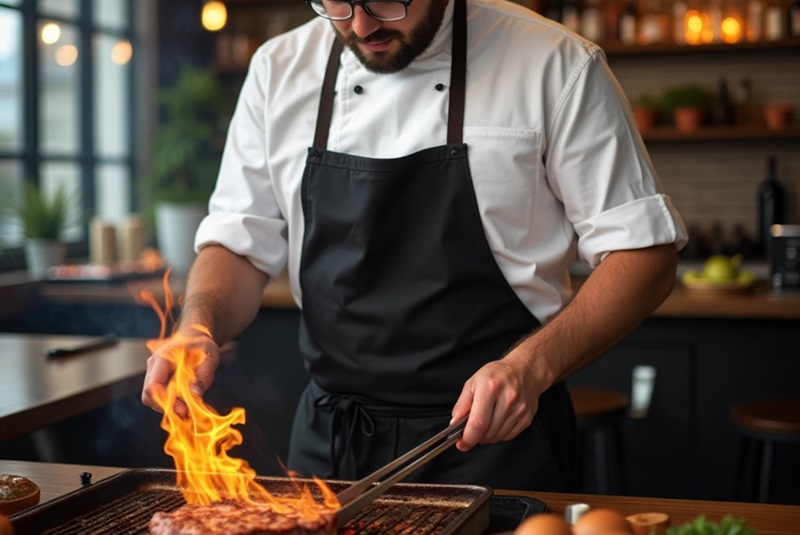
[44, 333, 119, 358]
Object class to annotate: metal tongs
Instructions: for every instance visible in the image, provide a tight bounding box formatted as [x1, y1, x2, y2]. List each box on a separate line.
[334, 416, 467, 527]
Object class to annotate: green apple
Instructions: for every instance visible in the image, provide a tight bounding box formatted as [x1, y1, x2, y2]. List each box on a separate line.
[701, 254, 739, 281]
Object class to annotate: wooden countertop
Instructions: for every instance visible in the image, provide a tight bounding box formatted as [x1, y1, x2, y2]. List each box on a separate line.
[0, 334, 151, 442]
[6, 267, 800, 320]
[1, 460, 798, 534]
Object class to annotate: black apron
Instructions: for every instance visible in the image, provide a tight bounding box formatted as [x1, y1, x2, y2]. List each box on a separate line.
[288, 0, 577, 492]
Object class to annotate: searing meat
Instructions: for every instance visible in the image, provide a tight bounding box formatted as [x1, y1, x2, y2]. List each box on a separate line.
[148, 500, 337, 535]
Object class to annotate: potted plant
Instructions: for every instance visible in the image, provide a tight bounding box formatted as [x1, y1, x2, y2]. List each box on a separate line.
[142, 66, 229, 274]
[630, 94, 660, 133]
[0, 182, 81, 278]
[762, 102, 794, 130]
[660, 83, 715, 132]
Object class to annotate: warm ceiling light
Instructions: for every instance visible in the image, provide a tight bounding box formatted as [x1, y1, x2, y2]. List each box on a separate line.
[41, 22, 61, 44]
[202, 1, 228, 32]
[55, 44, 78, 66]
[111, 40, 133, 65]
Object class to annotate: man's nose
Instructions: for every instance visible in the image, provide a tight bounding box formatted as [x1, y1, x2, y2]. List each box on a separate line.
[351, 5, 381, 38]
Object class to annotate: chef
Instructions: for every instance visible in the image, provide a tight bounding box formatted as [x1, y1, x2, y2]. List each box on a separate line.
[142, 0, 687, 492]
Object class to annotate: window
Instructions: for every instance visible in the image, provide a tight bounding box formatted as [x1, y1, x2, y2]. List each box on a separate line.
[0, 0, 138, 271]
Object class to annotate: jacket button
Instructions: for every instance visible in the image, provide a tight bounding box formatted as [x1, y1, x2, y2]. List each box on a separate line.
[354, 85, 363, 94]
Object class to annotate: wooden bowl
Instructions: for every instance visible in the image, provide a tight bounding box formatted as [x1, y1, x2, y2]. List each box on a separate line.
[0, 474, 40, 516]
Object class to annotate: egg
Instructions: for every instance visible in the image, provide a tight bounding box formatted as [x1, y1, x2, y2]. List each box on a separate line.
[514, 513, 573, 535]
[572, 508, 634, 535]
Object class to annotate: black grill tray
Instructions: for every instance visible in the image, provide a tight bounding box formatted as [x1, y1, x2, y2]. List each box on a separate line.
[10, 468, 499, 535]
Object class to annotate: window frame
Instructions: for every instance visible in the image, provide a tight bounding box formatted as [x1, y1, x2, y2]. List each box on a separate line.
[0, 0, 139, 272]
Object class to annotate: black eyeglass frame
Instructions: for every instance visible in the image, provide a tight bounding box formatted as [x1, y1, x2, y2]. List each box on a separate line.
[305, 0, 414, 22]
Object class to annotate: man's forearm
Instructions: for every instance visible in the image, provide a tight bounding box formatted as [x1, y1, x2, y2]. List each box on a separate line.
[178, 244, 270, 346]
[507, 244, 678, 389]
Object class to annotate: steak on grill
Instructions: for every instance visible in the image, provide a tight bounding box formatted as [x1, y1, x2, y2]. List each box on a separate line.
[148, 500, 337, 535]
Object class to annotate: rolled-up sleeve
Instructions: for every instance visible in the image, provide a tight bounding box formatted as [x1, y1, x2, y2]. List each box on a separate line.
[194, 57, 289, 279]
[545, 50, 687, 268]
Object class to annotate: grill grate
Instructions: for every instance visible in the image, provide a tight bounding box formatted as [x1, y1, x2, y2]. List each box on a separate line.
[39, 488, 184, 535]
[11, 469, 491, 535]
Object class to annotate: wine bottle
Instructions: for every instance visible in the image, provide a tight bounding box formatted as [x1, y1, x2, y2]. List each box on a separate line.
[757, 156, 785, 256]
[711, 77, 735, 126]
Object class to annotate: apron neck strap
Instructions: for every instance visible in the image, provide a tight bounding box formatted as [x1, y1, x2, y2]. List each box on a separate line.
[447, 0, 467, 145]
[313, 0, 468, 149]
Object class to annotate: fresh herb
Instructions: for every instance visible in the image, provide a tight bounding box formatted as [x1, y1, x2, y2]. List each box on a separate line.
[666, 515, 754, 535]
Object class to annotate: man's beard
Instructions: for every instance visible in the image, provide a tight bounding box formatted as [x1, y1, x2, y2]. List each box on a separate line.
[336, 0, 448, 74]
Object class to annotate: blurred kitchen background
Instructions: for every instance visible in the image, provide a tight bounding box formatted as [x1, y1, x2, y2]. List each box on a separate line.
[0, 0, 798, 506]
[0, 0, 798, 270]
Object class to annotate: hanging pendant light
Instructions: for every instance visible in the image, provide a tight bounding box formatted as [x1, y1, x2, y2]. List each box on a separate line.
[202, 1, 228, 32]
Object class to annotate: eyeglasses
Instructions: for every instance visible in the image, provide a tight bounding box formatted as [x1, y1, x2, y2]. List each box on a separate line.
[305, 0, 414, 22]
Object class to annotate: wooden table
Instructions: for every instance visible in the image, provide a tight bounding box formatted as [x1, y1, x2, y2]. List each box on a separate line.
[1, 460, 798, 533]
[0, 334, 151, 442]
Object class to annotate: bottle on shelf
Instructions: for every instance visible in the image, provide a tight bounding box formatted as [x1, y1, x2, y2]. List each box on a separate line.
[673, 0, 688, 43]
[619, 0, 639, 45]
[638, 0, 669, 45]
[711, 77, 735, 126]
[709, 0, 724, 42]
[561, 0, 581, 33]
[733, 77, 754, 125]
[581, 0, 604, 42]
[757, 156, 785, 256]
[721, 0, 745, 43]
[764, 0, 786, 40]
[603, 0, 623, 44]
[746, 0, 764, 41]
[789, 0, 800, 36]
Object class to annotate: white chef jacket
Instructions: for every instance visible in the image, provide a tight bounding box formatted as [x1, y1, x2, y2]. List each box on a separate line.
[196, 0, 687, 322]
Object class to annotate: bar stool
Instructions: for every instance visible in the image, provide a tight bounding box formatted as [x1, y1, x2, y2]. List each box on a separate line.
[568, 387, 629, 495]
[730, 399, 800, 503]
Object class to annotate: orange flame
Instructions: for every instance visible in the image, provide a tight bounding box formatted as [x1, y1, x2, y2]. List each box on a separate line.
[141, 271, 339, 517]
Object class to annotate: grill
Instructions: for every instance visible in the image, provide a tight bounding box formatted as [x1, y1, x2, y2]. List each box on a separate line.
[8, 468, 527, 535]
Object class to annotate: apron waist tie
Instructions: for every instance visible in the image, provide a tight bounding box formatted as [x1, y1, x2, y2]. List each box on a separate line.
[314, 394, 376, 478]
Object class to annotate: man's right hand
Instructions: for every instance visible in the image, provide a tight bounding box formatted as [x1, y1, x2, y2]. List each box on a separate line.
[141, 327, 221, 419]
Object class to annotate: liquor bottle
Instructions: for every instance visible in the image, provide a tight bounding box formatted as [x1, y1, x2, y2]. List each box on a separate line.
[789, 0, 800, 36]
[764, 0, 786, 40]
[562, 0, 581, 33]
[604, 0, 623, 44]
[709, 0, 723, 42]
[581, 0, 604, 42]
[721, 0, 745, 43]
[733, 77, 753, 125]
[639, 0, 667, 45]
[711, 77, 735, 126]
[673, 0, 688, 43]
[619, 0, 638, 45]
[757, 156, 785, 255]
[746, 0, 764, 41]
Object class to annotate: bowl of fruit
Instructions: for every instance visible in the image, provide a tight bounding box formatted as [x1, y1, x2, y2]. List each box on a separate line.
[680, 254, 756, 293]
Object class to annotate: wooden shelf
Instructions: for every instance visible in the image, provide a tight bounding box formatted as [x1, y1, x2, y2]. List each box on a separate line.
[603, 37, 800, 56]
[641, 125, 800, 142]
